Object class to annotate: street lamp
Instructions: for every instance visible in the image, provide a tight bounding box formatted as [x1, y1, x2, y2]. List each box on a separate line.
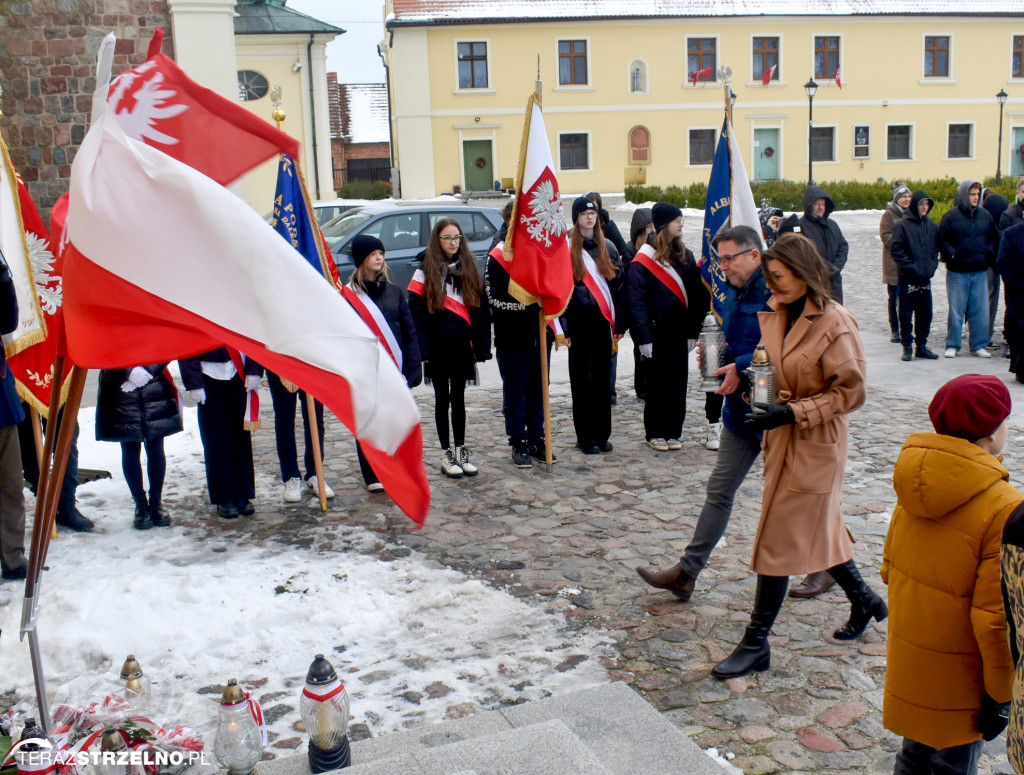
[729, 89, 738, 108]
[805, 79, 818, 186]
[997, 88, 1008, 184]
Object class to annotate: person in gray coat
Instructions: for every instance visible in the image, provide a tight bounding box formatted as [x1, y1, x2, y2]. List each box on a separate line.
[798, 185, 849, 304]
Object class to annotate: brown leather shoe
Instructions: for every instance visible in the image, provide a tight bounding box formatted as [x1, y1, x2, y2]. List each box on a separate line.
[636, 562, 696, 602]
[788, 570, 836, 598]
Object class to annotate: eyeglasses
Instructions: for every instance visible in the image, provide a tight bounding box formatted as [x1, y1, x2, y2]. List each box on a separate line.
[440, 235, 463, 243]
[717, 248, 755, 264]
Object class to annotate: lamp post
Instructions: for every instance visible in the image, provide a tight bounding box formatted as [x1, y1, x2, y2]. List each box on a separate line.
[997, 89, 1008, 184]
[804, 79, 818, 185]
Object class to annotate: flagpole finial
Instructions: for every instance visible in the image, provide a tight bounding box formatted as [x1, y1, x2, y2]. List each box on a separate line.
[271, 85, 285, 129]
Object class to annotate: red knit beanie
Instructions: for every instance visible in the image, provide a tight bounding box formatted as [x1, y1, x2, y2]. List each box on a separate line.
[929, 374, 1011, 440]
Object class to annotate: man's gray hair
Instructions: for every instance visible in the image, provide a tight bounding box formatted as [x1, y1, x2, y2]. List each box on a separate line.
[714, 225, 762, 251]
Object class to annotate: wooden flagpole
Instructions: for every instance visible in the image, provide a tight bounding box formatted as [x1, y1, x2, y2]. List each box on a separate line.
[533, 63, 555, 473]
[29, 409, 57, 539]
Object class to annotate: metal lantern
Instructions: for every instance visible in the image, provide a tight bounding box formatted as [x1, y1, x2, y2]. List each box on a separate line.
[745, 344, 776, 410]
[120, 654, 149, 701]
[698, 311, 727, 392]
[299, 654, 351, 772]
[213, 680, 264, 775]
[14, 719, 50, 775]
[98, 728, 133, 775]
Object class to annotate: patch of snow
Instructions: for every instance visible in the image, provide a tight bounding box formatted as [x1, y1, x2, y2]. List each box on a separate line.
[706, 747, 744, 773]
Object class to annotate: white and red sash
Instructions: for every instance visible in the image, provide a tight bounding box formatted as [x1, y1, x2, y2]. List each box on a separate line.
[408, 268, 472, 326]
[226, 347, 260, 430]
[634, 244, 688, 306]
[580, 248, 615, 330]
[343, 282, 403, 371]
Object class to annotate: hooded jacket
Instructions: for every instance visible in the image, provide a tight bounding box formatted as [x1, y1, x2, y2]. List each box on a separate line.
[797, 186, 849, 303]
[882, 432, 1020, 749]
[937, 180, 998, 273]
[627, 208, 653, 262]
[889, 191, 939, 286]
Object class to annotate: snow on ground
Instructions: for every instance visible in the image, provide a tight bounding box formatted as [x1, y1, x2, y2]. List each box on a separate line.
[0, 407, 613, 742]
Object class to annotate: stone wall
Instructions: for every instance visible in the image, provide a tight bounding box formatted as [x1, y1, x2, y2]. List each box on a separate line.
[0, 0, 172, 220]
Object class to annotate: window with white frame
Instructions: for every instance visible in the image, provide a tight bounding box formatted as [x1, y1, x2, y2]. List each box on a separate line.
[924, 36, 950, 77]
[689, 129, 716, 165]
[559, 132, 589, 170]
[853, 125, 870, 158]
[687, 38, 716, 83]
[811, 126, 835, 162]
[558, 40, 588, 85]
[948, 124, 972, 158]
[814, 36, 840, 80]
[753, 37, 779, 82]
[457, 42, 488, 89]
[1013, 35, 1023, 78]
[887, 125, 912, 160]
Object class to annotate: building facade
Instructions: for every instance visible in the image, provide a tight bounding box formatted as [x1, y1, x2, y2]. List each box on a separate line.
[382, 0, 1024, 199]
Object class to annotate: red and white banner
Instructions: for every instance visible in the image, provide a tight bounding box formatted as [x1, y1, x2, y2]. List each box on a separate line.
[761, 64, 777, 86]
[834, 66, 843, 89]
[634, 245, 688, 306]
[343, 283, 403, 370]
[63, 34, 428, 523]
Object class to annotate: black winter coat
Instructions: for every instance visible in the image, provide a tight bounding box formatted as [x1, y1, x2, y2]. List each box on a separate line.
[1000, 203, 1024, 235]
[625, 245, 709, 347]
[997, 223, 1024, 319]
[486, 254, 552, 352]
[798, 186, 849, 302]
[890, 191, 940, 285]
[353, 278, 422, 388]
[96, 365, 183, 443]
[598, 210, 631, 259]
[561, 237, 626, 341]
[937, 180, 998, 273]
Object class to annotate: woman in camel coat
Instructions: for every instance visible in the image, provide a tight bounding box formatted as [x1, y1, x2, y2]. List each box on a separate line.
[711, 233, 887, 681]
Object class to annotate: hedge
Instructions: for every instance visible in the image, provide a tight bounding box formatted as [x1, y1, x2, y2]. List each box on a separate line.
[338, 179, 392, 200]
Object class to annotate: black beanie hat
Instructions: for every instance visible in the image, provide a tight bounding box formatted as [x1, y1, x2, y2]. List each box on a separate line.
[352, 234, 385, 268]
[571, 195, 597, 224]
[652, 202, 683, 232]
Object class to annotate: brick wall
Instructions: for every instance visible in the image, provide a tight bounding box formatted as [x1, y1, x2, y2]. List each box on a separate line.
[344, 141, 388, 161]
[0, 1, 172, 220]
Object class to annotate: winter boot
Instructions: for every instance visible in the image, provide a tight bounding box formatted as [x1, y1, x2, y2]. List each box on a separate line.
[133, 496, 153, 531]
[635, 562, 696, 602]
[711, 575, 789, 679]
[829, 560, 888, 640]
[441, 447, 464, 478]
[149, 491, 170, 527]
[901, 346, 913, 362]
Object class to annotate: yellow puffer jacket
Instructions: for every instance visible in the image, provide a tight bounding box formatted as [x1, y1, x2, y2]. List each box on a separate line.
[881, 432, 1021, 748]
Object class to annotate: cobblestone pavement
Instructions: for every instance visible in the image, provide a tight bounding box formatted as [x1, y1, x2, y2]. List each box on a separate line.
[190, 206, 1024, 774]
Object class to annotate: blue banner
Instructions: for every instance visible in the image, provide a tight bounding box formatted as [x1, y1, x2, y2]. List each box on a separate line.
[700, 118, 731, 319]
[271, 154, 325, 278]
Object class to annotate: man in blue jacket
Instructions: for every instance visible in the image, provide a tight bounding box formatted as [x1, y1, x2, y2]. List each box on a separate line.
[636, 225, 771, 601]
[0, 249, 27, 580]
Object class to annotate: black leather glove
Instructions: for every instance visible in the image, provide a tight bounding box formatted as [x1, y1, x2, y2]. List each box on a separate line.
[744, 403, 796, 432]
[980, 692, 1010, 741]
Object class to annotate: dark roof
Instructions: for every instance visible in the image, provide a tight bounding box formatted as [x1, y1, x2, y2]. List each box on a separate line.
[235, 1, 345, 35]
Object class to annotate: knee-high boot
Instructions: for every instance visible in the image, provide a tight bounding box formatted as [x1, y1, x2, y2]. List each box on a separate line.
[828, 559, 888, 640]
[711, 574, 789, 680]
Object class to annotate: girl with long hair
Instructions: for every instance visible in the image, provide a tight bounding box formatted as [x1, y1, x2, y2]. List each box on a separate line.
[408, 218, 491, 478]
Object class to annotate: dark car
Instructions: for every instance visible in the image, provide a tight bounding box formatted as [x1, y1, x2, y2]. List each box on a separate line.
[321, 203, 504, 287]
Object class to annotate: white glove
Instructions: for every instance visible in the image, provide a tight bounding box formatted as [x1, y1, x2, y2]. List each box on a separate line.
[245, 375, 262, 391]
[120, 380, 138, 393]
[189, 388, 207, 405]
[687, 339, 697, 353]
[128, 366, 154, 388]
[639, 343, 653, 359]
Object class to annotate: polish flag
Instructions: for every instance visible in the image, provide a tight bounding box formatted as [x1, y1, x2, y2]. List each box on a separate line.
[503, 97, 573, 318]
[761, 64, 777, 86]
[834, 66, 843, 89]
[690, 66, 714, 85]
[63, 35, 429, 523]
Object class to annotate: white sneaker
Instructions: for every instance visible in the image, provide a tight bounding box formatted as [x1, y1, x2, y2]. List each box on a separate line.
[367, 482, 385, 493]
[972, 348, 992, 358]
[283, 477, 303, 503]
[647, 438, 669, 451]
[306, 476, 335, 499]
[441, 447, 464, 478]
[944, 348, 957, 358]
[667, 438, 683, 450]
[704, 422, 722, 451]
[457, 446, 478, 476]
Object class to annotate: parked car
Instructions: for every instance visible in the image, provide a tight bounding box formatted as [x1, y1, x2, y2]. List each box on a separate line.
[321, 203, 504, 287]
[312, 198, 376, 225]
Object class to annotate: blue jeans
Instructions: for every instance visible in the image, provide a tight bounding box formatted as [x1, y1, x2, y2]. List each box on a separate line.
[945, 270, 989, 352]
[894, 737, 982, 775]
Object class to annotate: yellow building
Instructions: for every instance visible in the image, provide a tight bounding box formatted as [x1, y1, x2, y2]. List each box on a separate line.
[382, 0, 1024, 199]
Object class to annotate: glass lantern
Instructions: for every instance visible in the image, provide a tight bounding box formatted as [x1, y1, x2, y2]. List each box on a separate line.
[745, 344, 776, 411]
[698, 311, 727, 392]
[120, 655, 150, 705]
[299, 655, 351, 772]
[213, 680, 264, 775]
[98, 727, 134, 775]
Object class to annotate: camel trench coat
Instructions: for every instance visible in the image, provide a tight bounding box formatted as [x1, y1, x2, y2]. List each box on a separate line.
[751, 297, 867, 576]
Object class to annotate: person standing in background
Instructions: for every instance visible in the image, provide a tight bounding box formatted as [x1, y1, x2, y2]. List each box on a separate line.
[880, 182, 912, 344]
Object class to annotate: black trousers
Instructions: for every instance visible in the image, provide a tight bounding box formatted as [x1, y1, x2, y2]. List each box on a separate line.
[568, 333, 612, 446]
[196, 376, 254, 506]
[704, 392, 723, 424]
[496, 344, 549, 447]
[355, 441, 378, 486]
[887, 284, 900, 336]
[644, 323, 687, 441]
[898, 283, 933, 349]
[18, 405, 78, 514]
[267, 372, 325, 482]
[1007, 314, 1024, 381]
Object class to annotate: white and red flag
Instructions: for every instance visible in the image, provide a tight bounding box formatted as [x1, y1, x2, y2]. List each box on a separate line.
[690, 66, 714, 85]
[834, 66, 843, 89]
[502, 96, 572, 319]
[761, 64, 777, 86]
[62, 34, 429, 523]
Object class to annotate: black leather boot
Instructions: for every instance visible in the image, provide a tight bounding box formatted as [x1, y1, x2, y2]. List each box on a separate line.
[711, 575, 788, 679]
[133, 496, 153, 531]
[829, 560, 888, 640]
[149, 491, 170, 527]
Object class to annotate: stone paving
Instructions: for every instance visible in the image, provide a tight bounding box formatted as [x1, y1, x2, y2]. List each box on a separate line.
[182, 205, 1024, 774]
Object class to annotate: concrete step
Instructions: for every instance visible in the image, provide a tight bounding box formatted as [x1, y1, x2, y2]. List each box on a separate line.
[262, 682, 725, 775]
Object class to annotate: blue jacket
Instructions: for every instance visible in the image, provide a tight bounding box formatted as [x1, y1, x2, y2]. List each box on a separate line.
[721, 265, 772, 437]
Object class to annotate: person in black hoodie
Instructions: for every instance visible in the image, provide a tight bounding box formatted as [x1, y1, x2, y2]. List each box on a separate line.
[798, 186, 849, 304]
[345, 234, 422, 491]
[937, 180, 999, 358]
[409, 218, 491, 478]
[626, 202, 709, 450]
[564, 197, 624, 454]
[997, 220, 1024, 382]
[890, 191, 941, 362]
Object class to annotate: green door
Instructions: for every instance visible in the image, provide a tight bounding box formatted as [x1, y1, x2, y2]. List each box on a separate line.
[463, 140, 494, 192]
[753, 128, 779, 181]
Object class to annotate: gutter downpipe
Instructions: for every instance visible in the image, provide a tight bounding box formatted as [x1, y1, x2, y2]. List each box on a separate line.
[307, 33, 320, 196]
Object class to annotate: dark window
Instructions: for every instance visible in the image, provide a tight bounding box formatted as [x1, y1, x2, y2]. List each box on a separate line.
[887, 125, 912, 160]
[1014, 36, 1023, 78]
[753, 37, 779, 81]
[948, 124, 971, 158]
[689, 129, 715, 165]
[814, 36, 840, 80]
[237, 70, 268, 101]
[558, 40, 588, 85]
[630, 126, 650, 164]
[924, 36, 949, 77]
[363, 213, 423, 253]
[853, 125, 870, 158]
[428, 212, 497, 242]
[811, 126, 834, 162]
[560, 133, 589, 169]
[457, 42, 488, 89]
[688, 39, 716, 82]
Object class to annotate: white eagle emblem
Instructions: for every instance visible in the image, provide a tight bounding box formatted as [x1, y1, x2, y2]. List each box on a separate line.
[519, 180, 567, 248]
[108, 62, 188, 146]
[25, 231, 61, 315]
